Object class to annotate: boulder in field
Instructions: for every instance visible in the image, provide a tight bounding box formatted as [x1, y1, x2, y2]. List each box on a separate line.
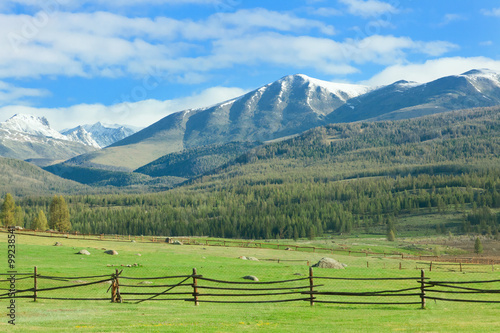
[105, 250, 118, 255]
[312, 257, 345, 269]
[77, 249, 90, 255]
[243, 275, 259, 281]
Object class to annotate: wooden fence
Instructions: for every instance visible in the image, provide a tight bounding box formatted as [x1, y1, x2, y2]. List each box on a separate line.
[0, 228, 405, 258]
[1, 268, 499, 308]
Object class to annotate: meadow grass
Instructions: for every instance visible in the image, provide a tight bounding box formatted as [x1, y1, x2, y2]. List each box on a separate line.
[1, 233, 499, 332]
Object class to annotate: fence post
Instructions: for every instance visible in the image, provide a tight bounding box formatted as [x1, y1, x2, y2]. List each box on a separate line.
[309, 266, 315, 306]
[111, 269, 122, 303]
[429, 262, 432, 272]
[420, 269, 426, 309]
[192, 268, 199, 306]
[33, 266, 38, 302]
[460, 262, 462, 272]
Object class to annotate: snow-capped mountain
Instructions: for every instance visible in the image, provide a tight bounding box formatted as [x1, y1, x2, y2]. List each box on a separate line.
[0, 114, 97, 161]
[62, 126, 100, 149]
[62, 122, 137, 148]
[328, 68, 500, 122]
[0, 114, 67, 140]
[64, 74, 375, 170]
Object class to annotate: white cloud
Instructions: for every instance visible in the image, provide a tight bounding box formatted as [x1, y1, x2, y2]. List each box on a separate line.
[0, 9, 457, 82]
[480, 40, 493, 46]
[307, 7, 343, 17]
[339, 0, 399, 18]
[0, 86, 247, 130]
[199, 34, 458, 76]
[0, 0, 226, 11]
[439, 13, 466, 26]
[0, 81, 49, 106]
[481, 8, 500, 17]
[363, 57, 500, 86]
[0, 9, 336, 80]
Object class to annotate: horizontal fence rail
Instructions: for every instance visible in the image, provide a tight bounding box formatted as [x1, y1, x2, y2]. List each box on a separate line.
[1, 268, 499, 308]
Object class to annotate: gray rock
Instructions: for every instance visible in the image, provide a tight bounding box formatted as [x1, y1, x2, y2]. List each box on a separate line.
[172, 240, 183, 245]
[104, 250, 118, 255]
[312, 257, 345, 269]
[54, 242, 62, 246]
[243, 275, 259, 281]
[135, 253, 142, 256]
[77, 249, 90, 255]
[247, 257, 259, 261]
[139, 281, 153, 285]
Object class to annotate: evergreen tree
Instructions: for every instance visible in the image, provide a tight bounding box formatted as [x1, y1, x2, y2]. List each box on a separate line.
[32, 210, 48, 231]
[49, 195, 71, 232]
[387, 229, 396, 242]
[1, 193, 16, 227]
[474, 237, 483, 254]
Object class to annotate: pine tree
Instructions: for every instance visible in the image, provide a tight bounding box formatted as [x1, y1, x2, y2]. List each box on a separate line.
[1, 193, 17, 227]
[474, 237, 483, 254]
[32, 210, 48, 231]
[387, 229, 396, 242]
[49, 195, 71, 232]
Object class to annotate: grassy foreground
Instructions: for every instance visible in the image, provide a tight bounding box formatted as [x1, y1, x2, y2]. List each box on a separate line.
[1, 233, 499, 332]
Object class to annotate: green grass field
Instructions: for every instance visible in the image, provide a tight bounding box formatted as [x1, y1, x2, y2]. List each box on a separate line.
[1, 232, 500, 332]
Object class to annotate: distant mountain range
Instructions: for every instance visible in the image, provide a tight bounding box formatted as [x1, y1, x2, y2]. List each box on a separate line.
[2, 69, 500, 189]
[64, 69, 500, 172]
[0, 114, 139, 165]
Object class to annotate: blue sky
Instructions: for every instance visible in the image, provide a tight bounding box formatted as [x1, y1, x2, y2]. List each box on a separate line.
[0, 0, 499, 129]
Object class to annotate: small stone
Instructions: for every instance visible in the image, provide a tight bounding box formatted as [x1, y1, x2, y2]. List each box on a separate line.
[105, 250, 118, 255]
[239, 256, 248, 260]
[54, 242, 62, 246]
[139, 281, 153, 285]
[247, 257, 259, 261]
[243, 275, 259, 281]
[172, 240, 183, 245]
[77, 249, 90, 255]
[135, 253, 142, 256]
[294, 273, 303, 276]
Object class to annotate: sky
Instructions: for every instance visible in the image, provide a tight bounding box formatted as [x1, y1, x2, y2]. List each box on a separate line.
[0, 0, 499, 130]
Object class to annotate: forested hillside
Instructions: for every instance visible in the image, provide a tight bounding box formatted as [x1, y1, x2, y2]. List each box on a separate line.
[13, 107, 500, 239]
[0, 157, 90, 197]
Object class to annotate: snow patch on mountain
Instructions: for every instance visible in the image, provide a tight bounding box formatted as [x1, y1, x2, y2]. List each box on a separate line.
[65, 122, 137, 148]
[62, 126, 100, 148]
[293, 74, 373, 101]
[0, 114, 67, 140]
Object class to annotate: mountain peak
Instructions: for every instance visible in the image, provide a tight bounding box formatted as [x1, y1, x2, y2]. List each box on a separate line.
[461, 68, 498, 76]
[8, 114, 50, 127]
[1, 114, 66, 140]
[277, 74, 373, 101]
